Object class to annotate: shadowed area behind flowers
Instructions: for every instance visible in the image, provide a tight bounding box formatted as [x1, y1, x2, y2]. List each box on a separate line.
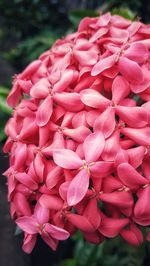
[0, 147, 30, 266]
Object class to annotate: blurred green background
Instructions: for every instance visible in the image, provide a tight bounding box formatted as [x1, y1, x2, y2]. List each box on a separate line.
[0, 0, 150, 265]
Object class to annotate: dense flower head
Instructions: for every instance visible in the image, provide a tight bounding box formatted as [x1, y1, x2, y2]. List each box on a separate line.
[3, 12, 150, 253]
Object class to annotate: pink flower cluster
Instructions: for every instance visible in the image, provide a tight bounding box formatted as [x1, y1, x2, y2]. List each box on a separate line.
[3, 12, 150, 253]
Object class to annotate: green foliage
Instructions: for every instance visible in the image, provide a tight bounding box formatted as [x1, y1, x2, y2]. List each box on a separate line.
[5, 30, 59, 67]
[0, 86, 11, 115]
[5, 6, 136, 68]
[104, 0, 141, 10]
[0, 0, 143, 69]
[0, 0, 68, 40]
[111, 7, 136, 20]
[59, 259, 77, 266]
[0, 120, 6, 141]
[0, 87, 11, 141]
[0, 96, 12, 115]
[69, 7, 136, 31]
[59, 233, 147, 266]
[0, 0, 69, 68]
[0, 86, 10, 97]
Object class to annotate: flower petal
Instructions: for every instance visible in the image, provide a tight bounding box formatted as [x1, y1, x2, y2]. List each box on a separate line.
[83, 198, 101, 230]
[30, 78, 49, 98]
[63, 126, 91, 143]
[97, 12, 111, 27]
[42, 232, 58, 251]
[110, 26, 129, 42]
[66, 213, 94, 232]
[91, 54, 117, 76]
[14, 143, 27, 170]
[80, 89, 110, 110]
[112, 76, 130, 104]
[86, 110, 101, 127]
[90, 161, 113, 178]
[67, 169, 89, 206]
[100, 191, 133, 209]
[115, 106, 148, 128]
[102, 175, 123, 193]
[134, 186, 150, 220]
[7, 82, 21, 107]
[121, 127, 150, 146]
[118, 57, 143, 84]
[59, 181, 70, 201]
[74, 49, 98, 66]
[53, 92, 84, 112]
[16, 216, 37, 234]
[124, 43, 149, 64]
[18, 117, 38, 141]
[15, 172, 38, 190]
[101, 131, 120, 161]
[46, 166, 62, 189]
[21, 60, 41, 79]
[34, 202, 49, 224]
[127, 146, 146, 168]
[53, 69, 75, 93]
[45, 223, 70, 240]
[72, 111, 87, 128]
[99, 217, 129, 238]
[33, 153, 44, 183]
[117, 163, 147, 190]
[22, 234, 37, 254]
[128, 22, 141, 37]
[36, 95, 53, 127]
[53, 149, 82, 169]
[90, 28, 108, 43]
[13, 192, 32, 216]
[93, 107, 116, 138]
[39, 195, 64, 210]
[83, 132, 105, 163]
[114, 149, 128, 168]
[111, 15, 131, 27]
[120, 224, 143, 246]
[42, 132, 65, 157]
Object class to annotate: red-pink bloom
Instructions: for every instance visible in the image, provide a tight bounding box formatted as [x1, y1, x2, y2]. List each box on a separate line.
[16, 203, 69, 252]
[3, 12, 150, 253]
[53, 132, 106, 205]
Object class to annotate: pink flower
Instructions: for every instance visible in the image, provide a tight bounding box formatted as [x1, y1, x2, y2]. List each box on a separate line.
[53, 132, 106, 205]
[16, 203, 69, 251]
[91, 43, 148, 84]
[3, 12, 150, 252]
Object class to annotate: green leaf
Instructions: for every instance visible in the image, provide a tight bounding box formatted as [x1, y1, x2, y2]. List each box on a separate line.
[5, 30, 59, 66]
[0, 96, 12, 115]
[59, 258, 77, 266]
[70, 234, 146, 266]
[0, 123, 6, 141]
[0, 86, 10, 97]
[71, 230, 83, 241]
[111, 8, 136, 20]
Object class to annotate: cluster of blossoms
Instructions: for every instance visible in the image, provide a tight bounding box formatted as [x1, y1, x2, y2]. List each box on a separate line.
[3, 12, 150, 253]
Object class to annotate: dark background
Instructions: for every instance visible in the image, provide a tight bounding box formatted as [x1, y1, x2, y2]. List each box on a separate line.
[0, 1, 150, 265]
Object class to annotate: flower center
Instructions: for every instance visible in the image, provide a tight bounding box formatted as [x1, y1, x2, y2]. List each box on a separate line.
[80, 160, 95, 175]
[37, 224, 45, 234]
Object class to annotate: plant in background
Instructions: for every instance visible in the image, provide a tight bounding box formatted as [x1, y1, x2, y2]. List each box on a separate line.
[0, 87, 12, 141]
[3, 12, 150, 255]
